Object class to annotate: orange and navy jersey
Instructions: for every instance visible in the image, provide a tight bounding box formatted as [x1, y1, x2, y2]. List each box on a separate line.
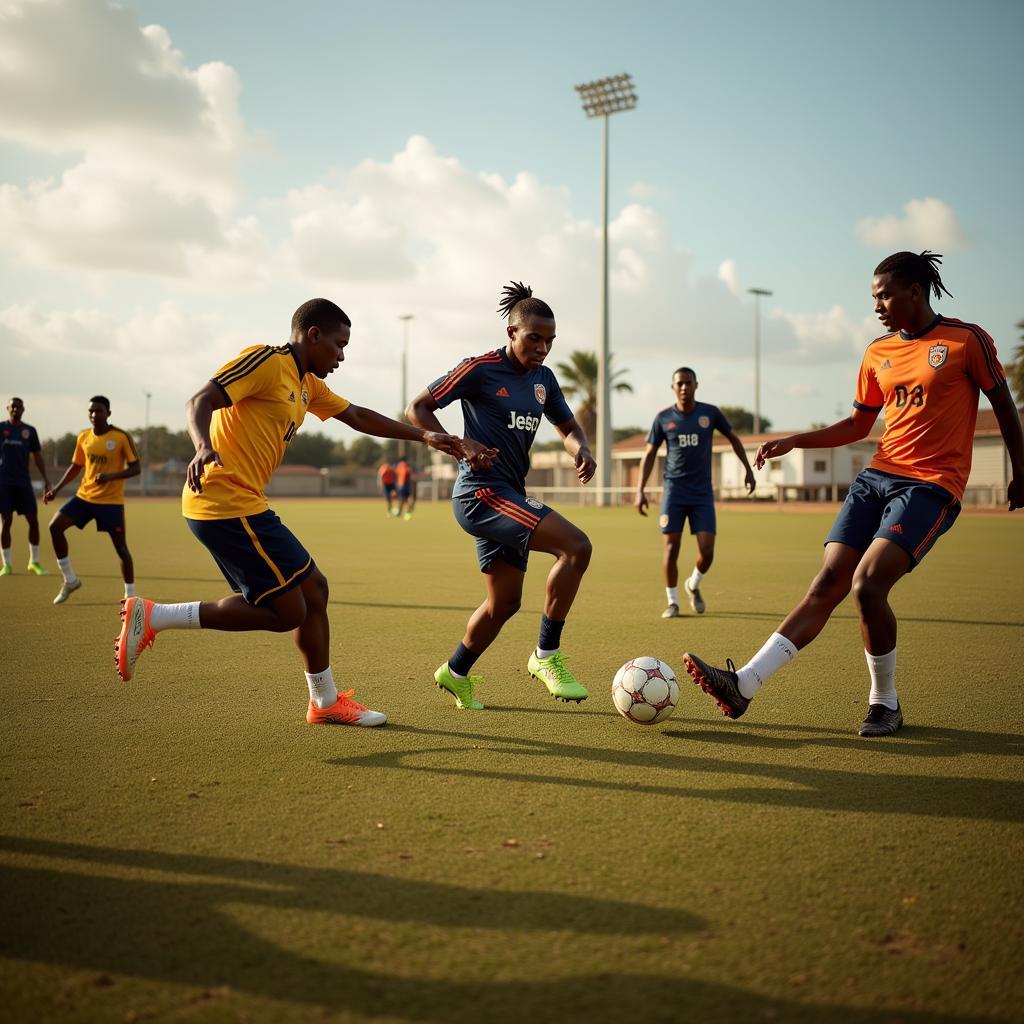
[182, 344, 350, 520]
[395, 461, 413, 486]
[73, 426, 138, 504]
[854, 315, 1006, 500]
[378, 464, 396, 486]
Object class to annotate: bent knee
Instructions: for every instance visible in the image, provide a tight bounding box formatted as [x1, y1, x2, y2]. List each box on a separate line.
[807, 566, 850, 604]
[851, 573, 888, 610]
[306, 570, 330, 608]
[488, 596, 522, 621]
[568, 531, 593, 569]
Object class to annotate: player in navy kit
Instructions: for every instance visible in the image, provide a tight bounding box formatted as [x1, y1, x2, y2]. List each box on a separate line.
[407, 282, 597, 710]
[0, 397, 51, 576]
[635, 368, 755, 617]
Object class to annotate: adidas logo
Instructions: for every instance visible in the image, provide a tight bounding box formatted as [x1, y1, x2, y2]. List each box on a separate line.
[288, 391, 296, 402]
[496, 387, 510, 397]
[888, 523, 903, 534]
[879, 359, 892, 370]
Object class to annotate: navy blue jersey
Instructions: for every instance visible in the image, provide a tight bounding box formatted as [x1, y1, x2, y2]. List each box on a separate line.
[0, 420, 41, 485]
[646, 402, 731, 501]
[428, 348, 573, 495]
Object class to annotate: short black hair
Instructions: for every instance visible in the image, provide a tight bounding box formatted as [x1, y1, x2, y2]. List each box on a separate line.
[291, 298, 351, 335]
[9, 396, 23, 404]
[874, 251, 952, 301]
[89, 395, 111, 410]
[497, 281, 554, 323]
[673, 367, 697, 382]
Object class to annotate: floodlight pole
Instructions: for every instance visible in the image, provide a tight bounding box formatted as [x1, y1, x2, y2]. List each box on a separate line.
[747, 288, 772, 434]
[142, 390, 151, 496]
[399, 314, 414, 459]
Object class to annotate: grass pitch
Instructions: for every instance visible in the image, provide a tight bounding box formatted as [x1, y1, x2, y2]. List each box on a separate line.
[2, 498, 1022, 1023]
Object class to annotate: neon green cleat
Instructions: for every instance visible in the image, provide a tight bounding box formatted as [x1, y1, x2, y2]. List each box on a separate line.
[434, 662, 485, 710]
[26, 562, 47, 576]
[528, 651, 589, 703]
[0, 564, 12, 576]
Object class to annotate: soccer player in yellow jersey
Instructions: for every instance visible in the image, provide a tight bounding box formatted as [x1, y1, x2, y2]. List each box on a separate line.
[44, 396, 140, 605]
[114, 298, 483, 727]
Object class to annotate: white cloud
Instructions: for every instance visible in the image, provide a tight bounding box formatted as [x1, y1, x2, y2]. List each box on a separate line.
[855, 197, 968, 252]
[718, 259, 740, 296]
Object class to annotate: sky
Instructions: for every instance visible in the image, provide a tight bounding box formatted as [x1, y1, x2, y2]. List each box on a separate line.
[1, 0, 1022, 446]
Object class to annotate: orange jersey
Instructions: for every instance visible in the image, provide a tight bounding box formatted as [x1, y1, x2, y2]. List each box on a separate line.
[395, 462, 413, 486]
[73, 426, 138, 504]
[854, 316, 1006, 500]
[183, 344, 349, 520]
[378, 464, 396, 485]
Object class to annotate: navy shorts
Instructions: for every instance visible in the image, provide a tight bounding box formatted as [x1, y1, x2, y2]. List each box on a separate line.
[659, 489, 716, 536]
[397, 486, 410, 500]
[0, 482, 37, 517]
[383, 484, 396, 497]
[60, 495, 125, 535]
[453, 486, 552, 572]
[187, 509, 315, 606]
[826, 469, 961, 570]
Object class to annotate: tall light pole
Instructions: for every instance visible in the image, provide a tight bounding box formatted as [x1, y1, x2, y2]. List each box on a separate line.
[142, 390, 151, 496]
[398, 314, 414, 459]
[747, 288, 772, 434]
[575, 73, 637, 506]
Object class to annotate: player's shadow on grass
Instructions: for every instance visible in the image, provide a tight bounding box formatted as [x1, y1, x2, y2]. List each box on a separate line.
[714, 609, 1024, 629]
[337, 724, 1024, 825]
[0, 835, 988, 1024]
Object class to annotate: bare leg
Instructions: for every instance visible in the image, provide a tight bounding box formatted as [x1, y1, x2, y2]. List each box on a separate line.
[528, 509, 592, 620]
[694, 531, 715, 574]
[49, 512, 73, 560]
[1, 512, 12, 550]
[198, 582, 307, 634]
[777, 542, 862, 650]
[111, 535, 134, 585]
[663, 531, 681, 587]
[292, 570, 331, 673]
[851, 539, 911, 655]
[462, 559, 525, 654]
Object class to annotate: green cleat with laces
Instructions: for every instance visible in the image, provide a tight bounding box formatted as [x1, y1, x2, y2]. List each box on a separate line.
[26, 561, 48, 576]
[434, 662, 485, 710]
[527, 650, 589, 703]
[0, 563, 12, 576]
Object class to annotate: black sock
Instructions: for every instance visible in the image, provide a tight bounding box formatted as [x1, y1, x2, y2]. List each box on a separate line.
[538, 614, 565, 653]
[449, 642, 480, 677]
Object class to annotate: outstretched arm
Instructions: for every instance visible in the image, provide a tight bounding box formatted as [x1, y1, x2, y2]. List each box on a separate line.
[754, 408, 878, 470]
[634, 444, 659, 515]
[989, 384, 1024, 510]
[405, 389, 498, 470]
[554, 417, 596, 485]
[724, 431, 756, 494]
[339, 402, 479, 463]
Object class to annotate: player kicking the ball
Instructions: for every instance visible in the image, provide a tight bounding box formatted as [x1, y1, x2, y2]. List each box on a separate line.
[407, 282, 596, 710]
[683, 252, 1024, 736]
[113, 298, 475, 727]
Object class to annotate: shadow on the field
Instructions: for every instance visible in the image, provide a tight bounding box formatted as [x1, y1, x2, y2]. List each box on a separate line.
[0, 835, 990, 1024]
[712, 608, 1024, 629]
[329, 597, 480, 613]
[334, 724, 1024, 825]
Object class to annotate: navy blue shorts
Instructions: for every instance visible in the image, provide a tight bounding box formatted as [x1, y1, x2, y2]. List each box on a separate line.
[826, 469, 961, 570]
[60, 495, 125, 535]
[659, 492, 716, 536]
[397, 486, 410, 500]
[187, 509, 315, 606]
[0, 482, 37, 517]
[383, 484, 396, 497]
[453, 486, 552, 572]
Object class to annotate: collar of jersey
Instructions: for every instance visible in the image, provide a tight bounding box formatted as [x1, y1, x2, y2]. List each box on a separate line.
[899, 314, 942, 341]
[286, 343, 304, 380]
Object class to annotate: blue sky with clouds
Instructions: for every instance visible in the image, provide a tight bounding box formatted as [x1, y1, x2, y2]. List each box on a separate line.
[2, 0, 1021, 440]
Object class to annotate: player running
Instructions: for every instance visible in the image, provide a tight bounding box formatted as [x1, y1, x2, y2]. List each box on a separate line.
[683, 252, 1024, 736]
[112, 298, 475, 728]
[395, 458, 415, 519]
[377, 461, 398, 517]
[635, 367, 755, 618]
[1, 397, 51, 577]
[407, 281, 596, 711]
[45, 396, 140, 604]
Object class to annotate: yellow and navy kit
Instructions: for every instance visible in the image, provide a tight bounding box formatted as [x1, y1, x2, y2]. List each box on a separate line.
[182, 344, 349, 520]
[73, 427, 138, 504]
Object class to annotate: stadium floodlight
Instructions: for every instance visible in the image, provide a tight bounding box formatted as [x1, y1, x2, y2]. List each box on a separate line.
[142, 391, 151, 497]
[747, 288, 773, 434]
[398, 314, 414, 458]
[575, 73, 637, 506]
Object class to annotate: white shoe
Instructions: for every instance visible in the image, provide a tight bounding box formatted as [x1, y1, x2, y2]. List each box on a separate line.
[661, 602, 680, 619]
[684, 579, 706, 614]
[53, 578, 82, 605]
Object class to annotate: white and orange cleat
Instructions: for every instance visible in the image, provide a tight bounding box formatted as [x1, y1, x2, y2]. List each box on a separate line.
[306, 689, 387, 727]
[115, 596, 157, 681]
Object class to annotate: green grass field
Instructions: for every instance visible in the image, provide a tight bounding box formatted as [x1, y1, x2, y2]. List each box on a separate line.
[2, 499, 1022, 1024]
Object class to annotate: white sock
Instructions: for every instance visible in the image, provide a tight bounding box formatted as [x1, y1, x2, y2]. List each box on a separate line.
[124, 582, 136, 597]
[666, 586, 679, 606]
[688, 568, 704, 590]
[1, 548, 11, 567]
[536, 647, 559, 659]
[736, 632, 797, 700]
[29, 544, 40, 563]
[305, 666, 340, 709]
[149, 601, 202, 632]
[57, 556, 77, 583]
[865, 647, 898, 710]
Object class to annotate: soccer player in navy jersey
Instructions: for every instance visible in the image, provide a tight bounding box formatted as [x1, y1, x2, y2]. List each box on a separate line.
[407, 282, 597, 710]
[0, 397, 50, 576]
[635, 368, 755, 617]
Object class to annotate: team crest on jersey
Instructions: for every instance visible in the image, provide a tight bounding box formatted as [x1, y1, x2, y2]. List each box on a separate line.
[21, 429, 30, 439]
[928, 345, 948, 369]
[534, 384, 546, 405]
[666, 421, 676, 430]
[698, 416, 710, 429]
[525, 497, 544, 510]
[105, 440, 115, 451]
[659, 513, 669, 529]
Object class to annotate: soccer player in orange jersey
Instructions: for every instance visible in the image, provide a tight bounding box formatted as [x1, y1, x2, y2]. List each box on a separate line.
[683, 252, 1024, 736]
[112, 298, 480, 728]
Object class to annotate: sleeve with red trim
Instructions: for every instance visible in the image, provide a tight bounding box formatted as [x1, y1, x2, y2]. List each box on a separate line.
[427, 352, 498, 409]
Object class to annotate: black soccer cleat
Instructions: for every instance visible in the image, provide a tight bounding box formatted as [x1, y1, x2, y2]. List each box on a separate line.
[683, 652, 750, 719]
[858, 703, 903, 737]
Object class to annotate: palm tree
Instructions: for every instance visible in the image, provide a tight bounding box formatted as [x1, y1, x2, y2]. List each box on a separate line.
[555, 350, 633, 441]
[1008, 319, 1024, 406]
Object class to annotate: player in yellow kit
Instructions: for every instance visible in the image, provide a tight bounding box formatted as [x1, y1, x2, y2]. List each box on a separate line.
[45, 396, 140, 604]
[113, 298, 485, 728]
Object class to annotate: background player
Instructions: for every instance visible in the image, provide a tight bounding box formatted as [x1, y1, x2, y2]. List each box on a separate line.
[377, 461, 397, 517]
[408, 281, 596, 711]
[635, 368, 755, 617]
[113, 298, 476, 729]
[683, 252, 1024, 736]
[1, 397, 50, 576]
[44, 396, 140, 604]
[395, 457, 415, 519]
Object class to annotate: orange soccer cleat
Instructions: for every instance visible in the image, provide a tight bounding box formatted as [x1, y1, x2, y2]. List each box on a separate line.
[115, 596, 157, 682]
[306, 689, 387, 727]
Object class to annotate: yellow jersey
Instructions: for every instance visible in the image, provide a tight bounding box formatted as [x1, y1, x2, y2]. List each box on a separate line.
[182, 344, 350, 520]
[73, 427, 138, 504]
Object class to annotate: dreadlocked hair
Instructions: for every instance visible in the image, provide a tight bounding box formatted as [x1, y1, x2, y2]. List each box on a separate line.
[874, 251, 953, 301]
[497, 281, 554, 322]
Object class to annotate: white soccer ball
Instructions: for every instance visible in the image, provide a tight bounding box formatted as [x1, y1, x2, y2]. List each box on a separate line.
[611, 657, 679, 725]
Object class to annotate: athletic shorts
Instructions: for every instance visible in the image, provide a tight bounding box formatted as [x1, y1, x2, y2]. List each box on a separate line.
[0, 482, 36, 517]
[453, 485, 552, 572]
[60, 495, 125, 535]
[826, 469, 961, 570]
[396, 486, 410, 500]
[658, 493, 716, 536]
[383, 484, 396, 497]
[187, 509, 315, 606]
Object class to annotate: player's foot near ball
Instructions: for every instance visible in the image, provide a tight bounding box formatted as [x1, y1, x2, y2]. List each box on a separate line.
[661, 602, 679, 619]
[0, 564, 12, 576]
[434, 662, 485, 710]
[26, 561, 47, 576]
[859, 703, 903, 737]
[684, 579, 706, 614]
[528, 650, 589, 703]
[307, 690, 387, 726]
[115, 596, 156, 681]
[682, 652, 749, 719]
[53, 578, 82, 604]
